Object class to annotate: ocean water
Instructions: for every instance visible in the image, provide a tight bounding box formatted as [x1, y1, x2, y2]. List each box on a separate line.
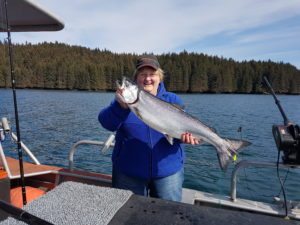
[1, 89, 300, 203]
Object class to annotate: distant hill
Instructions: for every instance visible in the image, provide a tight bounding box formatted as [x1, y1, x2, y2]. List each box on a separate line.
[0, 42, 299, 94]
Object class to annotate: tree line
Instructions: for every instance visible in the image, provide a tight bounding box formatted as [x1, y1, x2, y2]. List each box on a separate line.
[0, 41, 299, 94]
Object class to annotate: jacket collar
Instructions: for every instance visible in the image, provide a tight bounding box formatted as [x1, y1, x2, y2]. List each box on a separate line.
[156, 82, 166, 98]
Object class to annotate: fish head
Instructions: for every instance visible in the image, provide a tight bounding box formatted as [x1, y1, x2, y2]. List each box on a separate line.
[116, 77, 139, 104]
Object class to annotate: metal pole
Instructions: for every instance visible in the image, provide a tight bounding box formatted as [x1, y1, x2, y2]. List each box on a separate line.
[3, 0, 27, 205]
[11, 132, 41, 165]
[263, 76, 291, 125]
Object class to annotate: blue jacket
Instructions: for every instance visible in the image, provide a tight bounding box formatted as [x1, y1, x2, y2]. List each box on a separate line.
[98, 82, 185, 179]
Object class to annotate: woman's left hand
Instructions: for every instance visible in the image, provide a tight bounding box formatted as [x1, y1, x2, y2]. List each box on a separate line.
[181, 133, 201, 145]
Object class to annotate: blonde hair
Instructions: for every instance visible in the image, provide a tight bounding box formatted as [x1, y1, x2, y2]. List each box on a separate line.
[133, 68, 164, 81]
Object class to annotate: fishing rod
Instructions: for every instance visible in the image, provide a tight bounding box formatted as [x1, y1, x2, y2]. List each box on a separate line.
[262, 76, 300, 218]
[262, 76, 300, 164]
[0, 200, 53, 225]
[3, 0, 27, 205]
[262, 77, 291, 126]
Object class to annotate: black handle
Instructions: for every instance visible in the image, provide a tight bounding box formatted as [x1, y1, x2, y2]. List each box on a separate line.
[0, 200, 53, 225]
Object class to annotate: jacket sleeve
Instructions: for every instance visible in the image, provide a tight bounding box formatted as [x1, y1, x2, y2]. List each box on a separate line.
[174, 95, 184, 108]
[167, 92, 185, 109]
[98, 100, 130, 131]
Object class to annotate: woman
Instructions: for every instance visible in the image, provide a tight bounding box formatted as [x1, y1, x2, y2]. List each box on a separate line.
[98, 55, 199, 201]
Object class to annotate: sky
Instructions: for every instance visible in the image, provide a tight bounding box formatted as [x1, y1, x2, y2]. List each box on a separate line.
[4, 0, 300, 69]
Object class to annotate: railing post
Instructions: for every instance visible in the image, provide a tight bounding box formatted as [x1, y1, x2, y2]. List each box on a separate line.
[68, 135, 115, 171]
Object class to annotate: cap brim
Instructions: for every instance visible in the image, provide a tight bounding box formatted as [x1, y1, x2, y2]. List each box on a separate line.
[136, 64, 158, 70]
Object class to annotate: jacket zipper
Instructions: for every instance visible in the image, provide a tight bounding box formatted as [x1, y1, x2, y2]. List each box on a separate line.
[148, 126, 153, 179]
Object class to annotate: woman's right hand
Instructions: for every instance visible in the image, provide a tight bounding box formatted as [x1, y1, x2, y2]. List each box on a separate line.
[115, 89, 128, 109]
[181, 133, 201, 145]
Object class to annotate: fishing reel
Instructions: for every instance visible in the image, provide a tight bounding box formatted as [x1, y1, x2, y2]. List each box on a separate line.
[272, 124, 300, 164]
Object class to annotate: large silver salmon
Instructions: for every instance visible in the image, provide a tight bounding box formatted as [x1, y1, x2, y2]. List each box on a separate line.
[116, 78, 250, 170]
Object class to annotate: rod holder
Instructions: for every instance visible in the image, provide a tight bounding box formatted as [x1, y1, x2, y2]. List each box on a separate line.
[1, 118, 10, 133]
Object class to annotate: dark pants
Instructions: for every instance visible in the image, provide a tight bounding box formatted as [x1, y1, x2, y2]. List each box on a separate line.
[112, 167, 184, 202]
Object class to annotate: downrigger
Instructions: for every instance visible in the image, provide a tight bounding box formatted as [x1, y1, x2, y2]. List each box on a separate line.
[263, 76, 300, 164]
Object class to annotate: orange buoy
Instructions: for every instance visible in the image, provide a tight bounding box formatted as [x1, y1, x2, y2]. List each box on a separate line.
[10, 186, 46, 208]
[0, 168, 8, 179]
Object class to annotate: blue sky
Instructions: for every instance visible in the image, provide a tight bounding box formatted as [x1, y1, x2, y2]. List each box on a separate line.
[7, 0, 300, 69]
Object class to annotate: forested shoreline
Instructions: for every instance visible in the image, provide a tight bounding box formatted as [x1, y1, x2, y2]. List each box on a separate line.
[0, 42, 299, 94]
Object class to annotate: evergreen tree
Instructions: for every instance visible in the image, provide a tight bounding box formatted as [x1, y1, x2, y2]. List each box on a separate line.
[0, 42, 299, 94]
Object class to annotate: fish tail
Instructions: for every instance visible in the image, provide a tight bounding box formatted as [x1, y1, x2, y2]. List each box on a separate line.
[217, 138, 251, 171]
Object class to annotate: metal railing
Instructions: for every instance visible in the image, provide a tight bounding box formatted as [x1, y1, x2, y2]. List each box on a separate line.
[1, 116, 116, 177]
[11, 132, 40, 165]
[1, 117, 40, 178]
[230, 160, 300, 201]
[68, 134, 115, 171]
[0, 134, 41, 178]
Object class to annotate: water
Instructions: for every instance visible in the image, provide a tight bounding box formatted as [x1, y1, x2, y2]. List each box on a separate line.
[1, 89, 300, 203]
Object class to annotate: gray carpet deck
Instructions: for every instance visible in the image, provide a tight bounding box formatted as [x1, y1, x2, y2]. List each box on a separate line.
[0, 181, 133, 225]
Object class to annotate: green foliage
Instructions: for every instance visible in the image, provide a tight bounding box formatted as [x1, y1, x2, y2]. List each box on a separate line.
[0, 42, 299, 94]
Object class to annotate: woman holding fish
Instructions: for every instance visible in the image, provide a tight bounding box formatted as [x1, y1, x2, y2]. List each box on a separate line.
[98, 55, 199, 201]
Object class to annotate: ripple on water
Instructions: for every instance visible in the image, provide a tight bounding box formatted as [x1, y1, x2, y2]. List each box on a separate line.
[1, 90, 299, 203]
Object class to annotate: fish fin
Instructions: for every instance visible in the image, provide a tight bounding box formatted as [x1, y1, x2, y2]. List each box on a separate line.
[217, 139, 251, 171]
[134, 108, 143, 121]
[217, 149, 231, 171]
[209, 127, 217, 133]
[171, 104, 185, 111]
[196, 140, 206, 145]
[187, 114, 218, 134]
[226, 138, 251, 152]
[164, 134, 174, 145]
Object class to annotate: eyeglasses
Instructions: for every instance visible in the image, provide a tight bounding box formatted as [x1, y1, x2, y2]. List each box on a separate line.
[137, 72, 158, 78]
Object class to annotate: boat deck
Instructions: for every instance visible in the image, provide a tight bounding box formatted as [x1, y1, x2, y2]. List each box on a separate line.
[182, 187, 300, 220]
[1, 181, 299, 225]
[5, 157, 300, 221]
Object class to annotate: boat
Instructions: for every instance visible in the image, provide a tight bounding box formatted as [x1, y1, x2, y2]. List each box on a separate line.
[0, 0, 299, 224]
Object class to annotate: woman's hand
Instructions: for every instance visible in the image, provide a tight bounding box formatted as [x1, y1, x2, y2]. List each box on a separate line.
[181, 133, 201, 145]
[115, 89, 128, 109]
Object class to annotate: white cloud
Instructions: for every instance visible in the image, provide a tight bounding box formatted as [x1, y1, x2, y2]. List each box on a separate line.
[3, 0, 300, 68]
